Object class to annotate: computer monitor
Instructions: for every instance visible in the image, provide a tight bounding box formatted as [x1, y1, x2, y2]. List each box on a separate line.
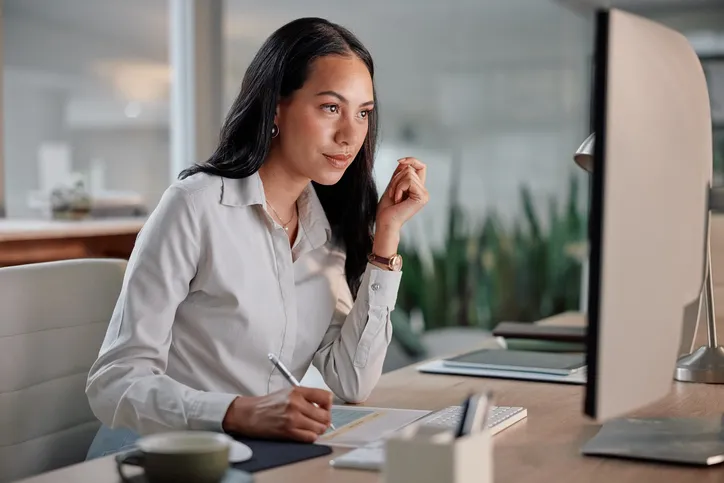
[585, 8, 712, 421]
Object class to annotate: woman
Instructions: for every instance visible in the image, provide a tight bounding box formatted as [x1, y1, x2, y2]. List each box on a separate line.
[85, 17, 428, 458]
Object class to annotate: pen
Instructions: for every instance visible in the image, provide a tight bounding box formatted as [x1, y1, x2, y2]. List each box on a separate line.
[476, 390, 494, 433]
[454, 394, 472, 438]
[267, 353, 336, 431]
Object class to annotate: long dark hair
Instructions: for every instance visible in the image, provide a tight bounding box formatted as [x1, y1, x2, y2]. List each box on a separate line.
[180, 18, 378, 297]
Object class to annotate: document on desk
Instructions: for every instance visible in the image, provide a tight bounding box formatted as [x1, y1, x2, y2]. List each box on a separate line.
[318, 405, 430, 447]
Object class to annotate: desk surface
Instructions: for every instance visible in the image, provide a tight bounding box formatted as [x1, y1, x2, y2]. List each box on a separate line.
[18, 357, 724, 483]
[0, 217, 145, 242]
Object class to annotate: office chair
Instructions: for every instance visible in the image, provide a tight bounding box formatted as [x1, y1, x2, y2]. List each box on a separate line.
[0, 258, 126, 482]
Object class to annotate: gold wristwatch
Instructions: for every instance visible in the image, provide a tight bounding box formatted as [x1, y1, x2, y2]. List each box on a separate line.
[368, 253, 403, 271]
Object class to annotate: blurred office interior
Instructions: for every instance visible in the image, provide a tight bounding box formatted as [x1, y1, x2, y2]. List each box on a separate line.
[1, 0, 722, 371]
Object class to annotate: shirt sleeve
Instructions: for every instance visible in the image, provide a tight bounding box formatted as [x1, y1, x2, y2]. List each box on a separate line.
[85, 185, 238, 435]
[312, 262, 402, 403]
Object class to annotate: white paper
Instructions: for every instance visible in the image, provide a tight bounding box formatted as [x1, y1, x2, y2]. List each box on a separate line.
[318, 406, 430, 448]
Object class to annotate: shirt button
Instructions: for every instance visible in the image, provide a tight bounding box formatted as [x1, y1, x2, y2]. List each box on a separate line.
[371, 283, 381, 291]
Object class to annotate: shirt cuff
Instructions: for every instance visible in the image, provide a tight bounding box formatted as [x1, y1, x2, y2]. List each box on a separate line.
[362, 263, 402, 308]
[188, 392, 239, 432]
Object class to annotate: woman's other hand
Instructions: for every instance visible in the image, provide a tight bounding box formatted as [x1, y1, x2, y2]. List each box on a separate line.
[376, 157, 429, 233]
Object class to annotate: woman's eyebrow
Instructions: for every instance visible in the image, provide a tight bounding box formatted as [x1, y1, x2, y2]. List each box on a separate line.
[316, 90, 374, 107]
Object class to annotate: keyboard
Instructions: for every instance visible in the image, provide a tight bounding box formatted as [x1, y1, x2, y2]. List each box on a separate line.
[419, 405, 526, 434]
[329, 405, 527, 471]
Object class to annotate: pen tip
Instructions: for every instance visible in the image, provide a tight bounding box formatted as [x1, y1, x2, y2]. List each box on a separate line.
[267, 353, 274, 360]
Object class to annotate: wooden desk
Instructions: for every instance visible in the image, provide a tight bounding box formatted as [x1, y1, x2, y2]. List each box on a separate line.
[0, 218, 145, 266]
[17, 353, 724, 483]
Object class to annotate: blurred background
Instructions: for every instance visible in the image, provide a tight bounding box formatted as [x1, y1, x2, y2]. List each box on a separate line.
[2, 0, 723, 371]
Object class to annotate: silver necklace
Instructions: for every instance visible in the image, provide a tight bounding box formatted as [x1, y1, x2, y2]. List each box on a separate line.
[267, 201, 296, 231]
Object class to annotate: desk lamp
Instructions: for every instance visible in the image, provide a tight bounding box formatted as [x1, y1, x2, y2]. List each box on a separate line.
[574, 133, 724, 383]
[574, 133, 595, 173]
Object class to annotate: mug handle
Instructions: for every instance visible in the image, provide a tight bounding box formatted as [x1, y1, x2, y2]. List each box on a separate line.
[115, 449, 145, 483]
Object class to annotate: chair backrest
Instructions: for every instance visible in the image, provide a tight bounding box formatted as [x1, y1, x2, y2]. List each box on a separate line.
[0, 258, 126, 482]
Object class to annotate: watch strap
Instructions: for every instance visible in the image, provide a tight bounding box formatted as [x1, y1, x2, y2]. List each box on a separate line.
[368, 253, 402, 271]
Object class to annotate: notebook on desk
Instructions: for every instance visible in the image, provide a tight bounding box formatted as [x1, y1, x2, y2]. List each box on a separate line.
[417, 359, 587, 385]
[492, 321, 586, 343]
[442, 348, 586, 376]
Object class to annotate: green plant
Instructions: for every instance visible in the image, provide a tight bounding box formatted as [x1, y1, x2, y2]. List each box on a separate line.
[391, 174, 587, 358]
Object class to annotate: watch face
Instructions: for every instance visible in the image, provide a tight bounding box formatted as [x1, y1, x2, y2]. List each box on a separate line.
[390, 254, 403, 271]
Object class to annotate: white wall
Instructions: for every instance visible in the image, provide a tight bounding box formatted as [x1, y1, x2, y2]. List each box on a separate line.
[3, 7, 165, 77]
[642, 6, 724, 35]
[5, 0, 593, 226]
[3, 7, 171, 218]
[3, 81, 68, 217]
[69, 129, 170, 211]
[2, 79, 171, 217]
[3, 80, 171, 216]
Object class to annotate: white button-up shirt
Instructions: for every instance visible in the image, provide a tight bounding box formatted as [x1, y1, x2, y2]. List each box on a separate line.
[86, 172, 402, 435]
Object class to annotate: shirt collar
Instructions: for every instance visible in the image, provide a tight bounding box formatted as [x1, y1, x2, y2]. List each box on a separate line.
[297, 183, 332, 250]
[219, 173, 264, 207]
[219, 172, 331, 250]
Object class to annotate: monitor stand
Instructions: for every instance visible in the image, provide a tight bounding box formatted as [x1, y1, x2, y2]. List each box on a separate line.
[585, 253, 724, 466]
[584, 203, 724, 467]
[581, 415, 724, 466]
[675, 200, 724, 384]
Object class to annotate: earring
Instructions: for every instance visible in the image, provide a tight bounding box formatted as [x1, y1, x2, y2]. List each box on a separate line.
[271, 124, 279, 138]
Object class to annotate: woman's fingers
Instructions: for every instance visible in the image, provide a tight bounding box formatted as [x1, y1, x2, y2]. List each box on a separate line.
[386, 159, 426, 200]
[395, 179, 410, 204]
[384, 162, 409, 198]
[288, 428, 321, 443]
[377, 157, 429, 228]
[406, 175, 428, 204]
[391, 166, 417, 202]
[398, 175, 427, 205]
[388, 165, 410, 200]
[392, 166, 427, 204]
[293, 412, 330, 436]
[397, 157, 427, 184]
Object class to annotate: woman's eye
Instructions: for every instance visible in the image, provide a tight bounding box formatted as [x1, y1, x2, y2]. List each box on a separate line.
[322, 104, 338, 113]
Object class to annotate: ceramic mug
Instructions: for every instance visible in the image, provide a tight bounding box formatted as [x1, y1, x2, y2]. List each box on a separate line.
[115, 431, 230, 483]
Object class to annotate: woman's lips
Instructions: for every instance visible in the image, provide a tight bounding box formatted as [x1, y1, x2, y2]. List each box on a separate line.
[324, 153, 352, 169]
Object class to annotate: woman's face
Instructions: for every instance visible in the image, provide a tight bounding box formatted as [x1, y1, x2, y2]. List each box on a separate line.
[274, 54, 374, 186]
